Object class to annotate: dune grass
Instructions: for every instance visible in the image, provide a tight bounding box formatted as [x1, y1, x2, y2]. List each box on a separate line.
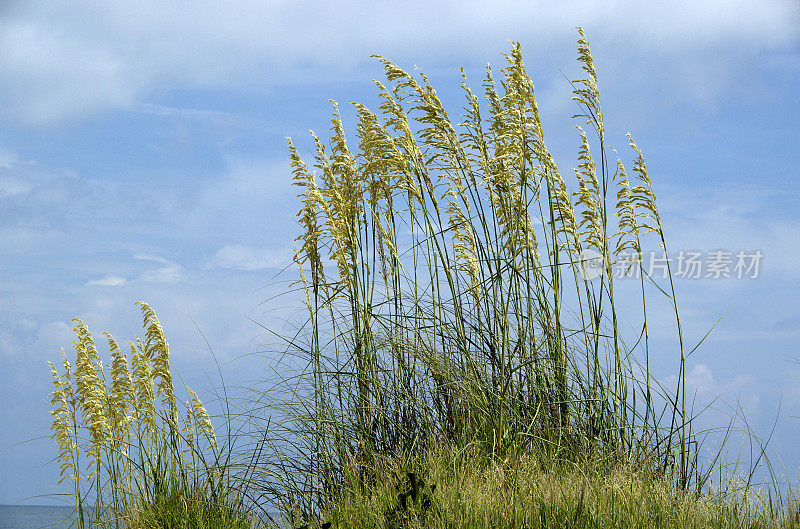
[245, 26, 697, 525]
[321, 444, 798, 529]
[242, 27, 797, 527]
[48, 28, 796, 528]
[47, 302, 257, 528]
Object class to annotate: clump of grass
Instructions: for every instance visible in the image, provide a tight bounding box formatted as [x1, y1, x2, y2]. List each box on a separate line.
[46, 28, 792, 529]
[248, 27, 714, 526]
[324, 444, 795, 529]
[48, 302, 256, 528]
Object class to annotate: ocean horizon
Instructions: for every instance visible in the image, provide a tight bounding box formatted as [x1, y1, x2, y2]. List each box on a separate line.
[0, 505, 75, 529]
[0, 504, 285, 528]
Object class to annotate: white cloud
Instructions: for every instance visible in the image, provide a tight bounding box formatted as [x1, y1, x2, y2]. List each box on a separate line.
[85, 274, 128, 287]
[0, 147, 35, 198]
[658, 183, 800, 279]
[685, 364, 716, 393]
[0, 19, 138, 125]
[0, 176, 34, 199]
[33, 320, 73, 353]
[133, 253, 170, 264]
[1, 0, 797, 125]
[666, 363, 760, 418]
[135, 102, 243, 123]
[209, 244, 289, 271]
[135, 254, 184, 283]
[0, 147, 19, 169]
[0, 318, 73, 359]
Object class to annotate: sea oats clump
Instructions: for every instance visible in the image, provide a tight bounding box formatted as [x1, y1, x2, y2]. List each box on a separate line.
[49, 354, 78, 485]
[260, 28, 698, 526]
[48, 303, 223, 529]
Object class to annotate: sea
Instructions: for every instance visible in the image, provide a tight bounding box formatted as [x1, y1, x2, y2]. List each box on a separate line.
[0, 506, 75, 529]
[0, 505, 286, 528]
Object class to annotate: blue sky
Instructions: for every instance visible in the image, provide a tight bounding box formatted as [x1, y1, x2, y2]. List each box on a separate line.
[1, 0, 799, 504]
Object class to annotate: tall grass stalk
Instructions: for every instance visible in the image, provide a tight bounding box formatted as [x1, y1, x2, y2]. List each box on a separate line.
[48, 302, 254, 528]
[250, 28, 698, 525]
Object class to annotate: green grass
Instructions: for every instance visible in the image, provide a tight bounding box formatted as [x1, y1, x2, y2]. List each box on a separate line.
[247, 27, 699, 525]
[122, 484, 256, 529]
[47, 302, 259, 528]
[321, 445, 798, 529]
[48, 27, 797, 529]
[244, 27, 795, 527]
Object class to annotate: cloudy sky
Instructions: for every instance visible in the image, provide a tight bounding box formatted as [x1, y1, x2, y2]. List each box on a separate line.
[1, 0, 799, 504]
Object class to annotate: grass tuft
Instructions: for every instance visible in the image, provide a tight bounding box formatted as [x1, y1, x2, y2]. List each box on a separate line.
[48, 302, 257, 528]
[48, 27, 797, 529]
[249, 28, 692, 522]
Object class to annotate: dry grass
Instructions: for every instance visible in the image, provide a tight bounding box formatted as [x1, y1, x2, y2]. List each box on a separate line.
[47, 27, 796, 529]
[48, 302, 255, 528]
[248, 27, 697, 525]
[324, 446, 797, 529]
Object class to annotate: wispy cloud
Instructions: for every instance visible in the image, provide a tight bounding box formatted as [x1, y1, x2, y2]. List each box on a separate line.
[665, 363, 761, 420]
[0, 176, 35, 199]
[2, 0, 797, 125]
[135, 254, 184, 283]
[85, 275, 128, 287]
[135, 102, 245, 123]
[0, 146, 19, 169]
[659, 184, 800, 279]
[0, 318, 72, 359]
[208, 244, 290, 271]
[0, 146, 35, 198]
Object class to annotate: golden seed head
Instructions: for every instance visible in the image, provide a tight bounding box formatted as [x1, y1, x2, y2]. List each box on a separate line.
[105, 332, 133, 444]
[187, 387, 217, 451]
[546, 154, 581, 255]
[131, 340, 156, 434]
[447, 201, 481, 301]
[613, 156, 642, 258]
[182, 399, 197, 458]
[289, 138, 325, 279]
[573, 126, 604, 254]
[572, 27, 605, 136]
[137, 302, 178, 428]
[627, 133, 662, 240]
[72, 319, 110, 454]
